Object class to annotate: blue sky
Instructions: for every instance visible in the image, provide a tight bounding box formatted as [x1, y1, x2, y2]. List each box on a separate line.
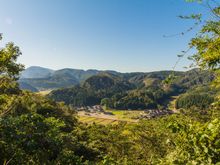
[0, 0, 206, 72]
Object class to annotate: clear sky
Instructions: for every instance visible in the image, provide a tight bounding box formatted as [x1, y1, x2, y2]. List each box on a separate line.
[0, 0, 206, 72]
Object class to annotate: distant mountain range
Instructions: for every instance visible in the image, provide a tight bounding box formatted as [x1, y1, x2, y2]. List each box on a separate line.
[19, 66, 121, 91]
[19, 66, 214, 93]
[20, 66, 54, 79]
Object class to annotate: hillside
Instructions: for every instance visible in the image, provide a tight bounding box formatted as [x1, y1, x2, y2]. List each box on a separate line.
[19, 67, 215, 110]
[19, 67, 121, 91]
[48, 69, 214, 110]
[19, 81, 38, 92]
[20, 66, 210, 92]
[48, 73, 134, 106]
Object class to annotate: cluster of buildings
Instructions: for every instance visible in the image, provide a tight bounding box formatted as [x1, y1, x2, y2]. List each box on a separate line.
[140, 109, 174, 119]
[75, 105, 104, 113]
[75, 105, 174, 119]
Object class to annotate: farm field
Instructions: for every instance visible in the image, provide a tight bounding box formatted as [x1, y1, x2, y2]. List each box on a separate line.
[105, 109, 144, 120]
[78, 116, 119, 125]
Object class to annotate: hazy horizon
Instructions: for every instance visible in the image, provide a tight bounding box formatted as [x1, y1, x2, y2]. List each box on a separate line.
[24, 65, 193, 74]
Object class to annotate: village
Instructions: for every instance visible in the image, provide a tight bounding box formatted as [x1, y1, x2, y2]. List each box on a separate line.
[75, 105, 175, 122]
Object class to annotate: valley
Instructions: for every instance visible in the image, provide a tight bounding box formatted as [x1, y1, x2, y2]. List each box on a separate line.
[19, 66, 216, 125]
[19, 66, 215, 115]
[1, 0, 219, 163]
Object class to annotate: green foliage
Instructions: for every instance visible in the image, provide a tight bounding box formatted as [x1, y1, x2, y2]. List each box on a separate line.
[176, 93, 214, 109]
[162, 118, 220, 164]
[83, 118, 174, 165]
[0, 34, 24, 96]
[0, 113, 65, 164]
[49, 74, 134, 107]
[0, 35, 96, 164]
[0, 91, 102, 164]
[102, 87, 164, 110]
[0, 34, 24, 80]
[160, 1, 220, 163]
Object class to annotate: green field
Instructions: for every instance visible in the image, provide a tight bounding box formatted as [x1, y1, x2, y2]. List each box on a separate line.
[78, 108, 141, 125]
[105, 109, 143, 120]
[78, 116, 120, 125]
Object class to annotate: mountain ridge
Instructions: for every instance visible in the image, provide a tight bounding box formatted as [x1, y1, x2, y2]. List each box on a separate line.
[19, 66, 206, 92]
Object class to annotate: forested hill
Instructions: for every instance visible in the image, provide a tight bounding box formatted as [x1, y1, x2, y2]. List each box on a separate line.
[19, 66, 214, 92]
[48, 69, 214, 110]
[48, 73, 134, 106]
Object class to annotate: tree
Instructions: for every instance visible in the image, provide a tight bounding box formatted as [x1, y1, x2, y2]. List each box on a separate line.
[0, 34, 24, 79]
[0, 35, 96, 164]
[186, 0, 220, 108]
[160, 1, 220, 164]
[186, 0, 219, 67]
[0, 34, 24, 96]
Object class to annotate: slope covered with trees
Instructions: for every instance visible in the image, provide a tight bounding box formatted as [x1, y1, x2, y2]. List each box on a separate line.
[48, 68, 214, 110]
[48, 73, 134, 106]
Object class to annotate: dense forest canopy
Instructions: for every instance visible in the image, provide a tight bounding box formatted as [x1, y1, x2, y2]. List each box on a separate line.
[48, 69, 215, 110]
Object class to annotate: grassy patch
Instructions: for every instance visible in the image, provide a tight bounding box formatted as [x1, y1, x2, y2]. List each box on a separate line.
[78, 115, 136, 125]
[105, 109, 143, 120]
